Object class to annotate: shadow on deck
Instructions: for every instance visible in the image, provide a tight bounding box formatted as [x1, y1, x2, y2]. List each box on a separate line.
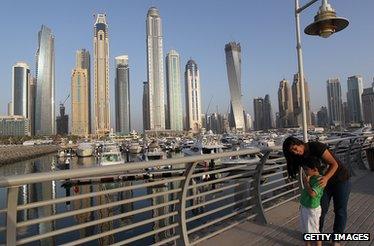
[200, 169, 374, 246]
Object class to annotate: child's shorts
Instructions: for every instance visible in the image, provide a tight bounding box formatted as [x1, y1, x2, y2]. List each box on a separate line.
[300, 205, 321, 233]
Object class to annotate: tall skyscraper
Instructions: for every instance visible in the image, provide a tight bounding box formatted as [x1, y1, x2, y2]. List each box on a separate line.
[142, 81, 150, 131]
[292, 73, 311, 127]
[342, 102, 349, 126]
[12, 62, 30, 118]
[185, 59, 202, 132]
[71, 69, 90, 136]
[115, 55, 131, 135]
[264, 95, 274, 129]
[35, 25, 55, 135]
[7, 102, 12, 116]
[278, 79, 293, 128]
[253, 97, 264, 131]
[347, 75, 363, 123]
[76, 49, 91, 133]
[362, 85, 374, 126]
[165, 50, 183, 131]
[326, 78, 343, 125]
[28, 77, 36, 135]
[56, 104, 68, 135]
[146, 7, 165, 130]
[225, 42, 245, 130]
[94, 14, 110, 135]
[317, 106, 329, 127]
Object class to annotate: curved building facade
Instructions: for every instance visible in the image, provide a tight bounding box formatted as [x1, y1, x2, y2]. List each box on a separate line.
[12, 62, 30, 118]
[35, 25, 55, 135]
[225, 42, 245, 131]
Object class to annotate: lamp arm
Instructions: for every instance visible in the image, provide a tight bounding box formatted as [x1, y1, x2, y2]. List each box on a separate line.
[296, 0, 319, 14]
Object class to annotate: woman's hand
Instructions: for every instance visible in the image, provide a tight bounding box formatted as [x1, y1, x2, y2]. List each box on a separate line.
[318, 175, 329, 188]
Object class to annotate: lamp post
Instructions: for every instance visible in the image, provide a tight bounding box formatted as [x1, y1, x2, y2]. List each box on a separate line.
[295, 0, 349, 142]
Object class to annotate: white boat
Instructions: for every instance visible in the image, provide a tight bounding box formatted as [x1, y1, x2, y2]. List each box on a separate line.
[99, 151, 124, 166]
[182, 137, 224, 156]
[144, 141, 170, 170]
[221, 153, 260, 172]
[129, 142, 142, 154]
[99, 142, 124, 166]
[76, 143, 94, 157]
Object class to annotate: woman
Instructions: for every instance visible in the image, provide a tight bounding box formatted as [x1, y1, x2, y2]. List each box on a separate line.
[283, 136, 351, 245]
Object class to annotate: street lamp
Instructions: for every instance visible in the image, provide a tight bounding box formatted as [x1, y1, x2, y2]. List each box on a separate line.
[295, 0, 349, 141]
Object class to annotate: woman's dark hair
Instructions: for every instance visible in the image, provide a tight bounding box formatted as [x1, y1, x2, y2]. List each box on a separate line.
[282, 136, 305, 179]
[303, 156, 321, 170]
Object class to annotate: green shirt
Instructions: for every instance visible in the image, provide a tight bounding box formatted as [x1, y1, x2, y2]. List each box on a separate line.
[300, 175, 324, 208]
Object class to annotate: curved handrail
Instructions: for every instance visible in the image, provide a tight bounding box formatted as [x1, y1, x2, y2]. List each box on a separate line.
[253, 150, 271, 224]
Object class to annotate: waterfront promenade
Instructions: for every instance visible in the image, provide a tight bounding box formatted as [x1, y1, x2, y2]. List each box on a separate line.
[0, 145, 59, 165]
[201, 169, 374, 246]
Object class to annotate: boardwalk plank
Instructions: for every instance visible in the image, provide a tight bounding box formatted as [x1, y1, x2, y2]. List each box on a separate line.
[201, 171, 374, 246]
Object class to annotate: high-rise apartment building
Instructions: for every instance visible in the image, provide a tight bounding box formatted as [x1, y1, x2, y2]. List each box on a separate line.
[347, 75, 363, 123]
[94, 14, 110, 135]
[71, 69, 90, 136]
[56, 104, 68, 135]
[362, 86, 374, 126]
[142, 81, 150, 131]
[225, 42, 245, 130]
[165, 50, 183, 131]
[317, 106, 329, 127]
[35, 25, 55, 135]
[253, 95, 273, 131]
[278, 79, 293, 128]
[115, 55, 131, 135]
[146, 7, 165, 130]
[12, 62, 30, 118]
[28, 77, 36, 135]
[76, 49, 91, 133]
[264, 95, 274, 129]
[253, 97, 264, 131]
[326, 78, 342, 125]
[292, 73, 311, 127]
[185, 59, 202, 132]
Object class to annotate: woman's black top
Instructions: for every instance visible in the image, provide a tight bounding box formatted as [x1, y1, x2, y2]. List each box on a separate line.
[304, 141, 349, 184]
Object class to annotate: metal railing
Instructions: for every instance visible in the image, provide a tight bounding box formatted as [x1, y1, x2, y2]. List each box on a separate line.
[0, 134, 373, 245]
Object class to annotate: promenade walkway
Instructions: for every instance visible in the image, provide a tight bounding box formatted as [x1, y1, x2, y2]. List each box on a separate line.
[201, 169, 374, 246]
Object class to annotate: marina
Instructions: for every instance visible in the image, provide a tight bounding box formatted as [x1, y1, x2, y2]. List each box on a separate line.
[0, 132, 373, 245]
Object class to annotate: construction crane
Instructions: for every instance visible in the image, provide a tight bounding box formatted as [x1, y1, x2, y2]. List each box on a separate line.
[205, 95, 213, 115]
[60, 94, 70, 108]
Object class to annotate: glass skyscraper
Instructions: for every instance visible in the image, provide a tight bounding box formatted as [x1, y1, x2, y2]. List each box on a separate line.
[12, 62, 30, 118]
[347, 75, 363, 123]
[146, 7, 165, 130]
[35, 25, 55, 135]
[225, 42, 245, 131]
[326, 78, 343, 125]
[166, 50, 183, 131]
[115, 55, 131, 135]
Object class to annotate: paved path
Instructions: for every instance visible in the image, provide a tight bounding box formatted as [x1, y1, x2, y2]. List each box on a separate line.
[201, 169, 374, 246]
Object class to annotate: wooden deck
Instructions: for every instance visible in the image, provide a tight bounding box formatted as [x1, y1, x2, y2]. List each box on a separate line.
[201, 169, 374, 246]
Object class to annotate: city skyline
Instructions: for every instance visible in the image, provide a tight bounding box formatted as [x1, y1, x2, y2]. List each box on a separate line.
[1, 1, 374, 131]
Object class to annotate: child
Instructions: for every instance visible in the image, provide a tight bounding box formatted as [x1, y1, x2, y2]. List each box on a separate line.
[300, 157, 324, 246]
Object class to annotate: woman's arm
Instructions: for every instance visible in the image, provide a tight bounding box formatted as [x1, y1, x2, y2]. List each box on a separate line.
[319, 149, 339, 187]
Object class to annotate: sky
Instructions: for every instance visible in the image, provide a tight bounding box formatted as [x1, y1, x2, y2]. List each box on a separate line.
[1, 0, 373, 131]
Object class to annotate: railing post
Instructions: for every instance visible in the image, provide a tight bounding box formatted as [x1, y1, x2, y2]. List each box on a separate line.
[358, 136, 368, 169]
[6, 186, 19, 246]
[253, 150, 270, 225]
[177, 161, 198, 246]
